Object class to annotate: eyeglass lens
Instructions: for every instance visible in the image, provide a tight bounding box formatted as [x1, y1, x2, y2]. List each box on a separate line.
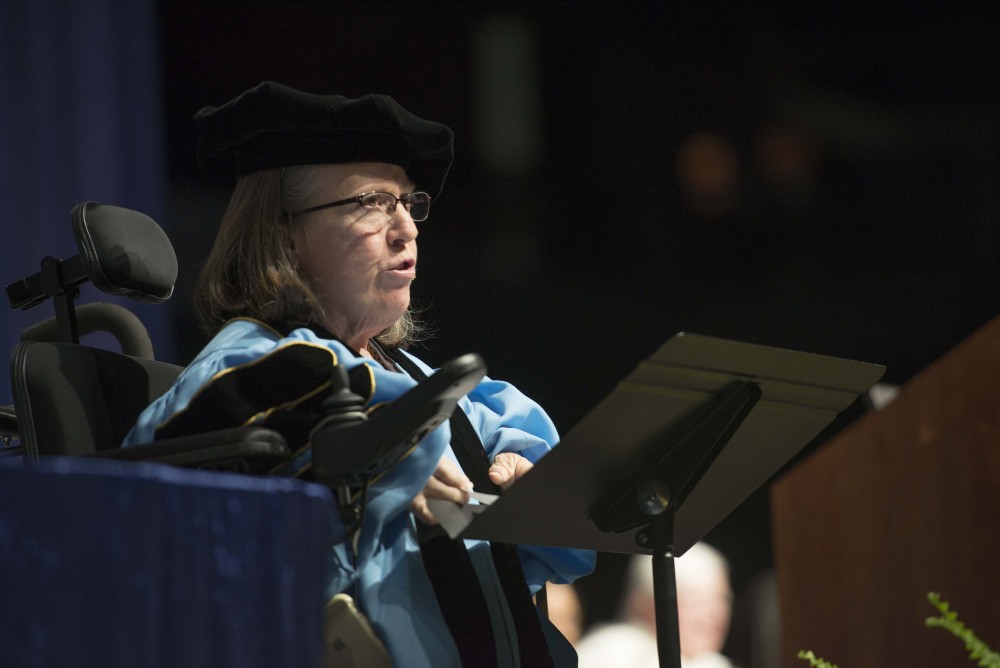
[360, 192, 430, 221]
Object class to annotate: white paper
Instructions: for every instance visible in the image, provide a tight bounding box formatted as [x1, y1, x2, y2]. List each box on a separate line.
[426, 492, 498, 539]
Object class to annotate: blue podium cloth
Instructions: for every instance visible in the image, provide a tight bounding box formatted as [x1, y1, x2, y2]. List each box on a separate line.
[0, 457, 335, 668]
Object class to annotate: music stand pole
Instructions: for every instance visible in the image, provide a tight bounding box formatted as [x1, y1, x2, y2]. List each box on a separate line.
[639, 512, 682, 668]
[608, 381, 763, 668]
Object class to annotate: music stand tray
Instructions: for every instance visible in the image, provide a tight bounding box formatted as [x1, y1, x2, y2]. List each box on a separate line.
[430, 332, 884, 667]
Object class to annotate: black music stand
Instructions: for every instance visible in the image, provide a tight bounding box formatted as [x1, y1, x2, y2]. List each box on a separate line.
[429, 333, 885, 668]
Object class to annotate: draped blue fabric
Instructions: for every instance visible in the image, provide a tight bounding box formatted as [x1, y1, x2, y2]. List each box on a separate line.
[0, 0, 172, 404]
[0, 457, 334, 667]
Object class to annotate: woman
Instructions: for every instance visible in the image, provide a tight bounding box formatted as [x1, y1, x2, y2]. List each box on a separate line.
[124, 81, 595, 666]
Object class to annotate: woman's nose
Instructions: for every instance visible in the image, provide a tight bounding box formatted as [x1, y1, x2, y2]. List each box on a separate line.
[388, 206, 418, 244]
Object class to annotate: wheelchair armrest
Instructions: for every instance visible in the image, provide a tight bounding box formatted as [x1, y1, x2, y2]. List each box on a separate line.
[93, 426, 291, 474]
[312, 353, 487, 485]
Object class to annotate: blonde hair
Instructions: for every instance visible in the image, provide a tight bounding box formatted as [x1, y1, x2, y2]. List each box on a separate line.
[195, 165, 424, 348]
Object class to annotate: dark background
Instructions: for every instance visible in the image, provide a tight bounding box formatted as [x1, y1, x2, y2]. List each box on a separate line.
[157, 1, 1000, 630]
[6, 0, 1000, 655]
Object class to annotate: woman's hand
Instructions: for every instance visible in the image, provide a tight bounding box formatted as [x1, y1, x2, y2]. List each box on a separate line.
[410, 457, 473, 525]
[410, 453, 533, 524]
[488, 452, 533, 491]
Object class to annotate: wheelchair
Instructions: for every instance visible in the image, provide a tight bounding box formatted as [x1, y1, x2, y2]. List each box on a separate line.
[5, 200, 485, 506]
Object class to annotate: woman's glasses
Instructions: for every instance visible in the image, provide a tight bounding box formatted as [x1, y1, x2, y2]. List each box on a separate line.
[288, 191, 431, 221]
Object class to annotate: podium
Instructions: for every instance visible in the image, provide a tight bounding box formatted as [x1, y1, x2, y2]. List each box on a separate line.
[0, 457, 335, 668]
[771, 316, 1000, 667]
[432, 332, 883, 667]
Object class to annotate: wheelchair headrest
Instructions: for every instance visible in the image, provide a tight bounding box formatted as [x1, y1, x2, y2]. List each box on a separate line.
[71, 201, 177, 304]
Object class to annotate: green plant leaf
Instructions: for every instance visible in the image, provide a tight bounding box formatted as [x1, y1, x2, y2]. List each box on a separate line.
[797, 649, 840, 668]
[925, 593, 1000, 668]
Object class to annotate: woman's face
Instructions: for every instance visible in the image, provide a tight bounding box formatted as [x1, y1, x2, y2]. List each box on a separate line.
[290, 162, 419, 345]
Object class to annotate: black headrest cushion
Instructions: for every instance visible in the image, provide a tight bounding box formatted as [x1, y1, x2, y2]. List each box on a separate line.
[71, 202, 177, 304]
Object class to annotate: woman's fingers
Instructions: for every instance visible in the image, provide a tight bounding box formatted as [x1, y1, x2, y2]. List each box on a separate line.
[488, 452, 534, 491]
[410, 454, 534, 524]
[424, 457, 472, 504]
[422, 471, 472, 505]
[410, 457, 474, 524]
[430, 457, 473, 500]
[410, 493, 436, 525]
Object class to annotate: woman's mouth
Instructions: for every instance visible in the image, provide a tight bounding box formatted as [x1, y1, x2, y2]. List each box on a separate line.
[387, 259, 416, 279]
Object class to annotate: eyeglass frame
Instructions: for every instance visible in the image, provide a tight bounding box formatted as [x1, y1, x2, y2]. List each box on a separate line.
[287, 191, 432, 221]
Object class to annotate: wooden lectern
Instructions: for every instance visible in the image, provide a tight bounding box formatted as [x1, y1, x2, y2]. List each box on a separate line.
[772, 316, 1000, 667]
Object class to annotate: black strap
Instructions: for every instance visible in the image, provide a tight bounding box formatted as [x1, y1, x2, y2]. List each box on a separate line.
[384, 346, 555, 668]
[420, 529, 499, 667]
[378, 345, 498, 493]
